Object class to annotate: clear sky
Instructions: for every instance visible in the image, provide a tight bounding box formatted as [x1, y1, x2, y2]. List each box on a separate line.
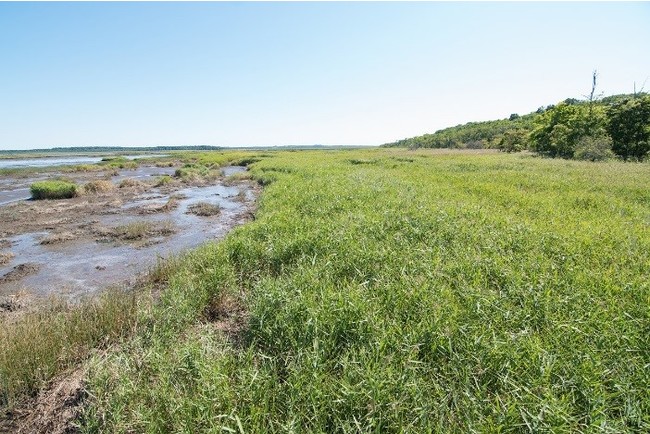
[1, 2, 649, 150]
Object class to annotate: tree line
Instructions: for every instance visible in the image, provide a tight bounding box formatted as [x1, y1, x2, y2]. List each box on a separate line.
[383, 89, 650, 162]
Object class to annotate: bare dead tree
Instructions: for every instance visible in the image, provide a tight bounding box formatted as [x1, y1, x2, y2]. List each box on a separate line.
[634, 77, 648, 98]
[582, 70, 604, 135]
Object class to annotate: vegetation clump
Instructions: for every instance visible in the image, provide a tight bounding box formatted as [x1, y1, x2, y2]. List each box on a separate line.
[82, 180, 116, 195]
[99, 156, 138, 169]
[118, 178, 146, 189]
[174, 163, 217, 182]
[30, 180, 78, 200]
[187, 202, 220, 216]
[0, 252, 13, 265]
[154, 175, 173, 187]
[110, 220, 175, 240]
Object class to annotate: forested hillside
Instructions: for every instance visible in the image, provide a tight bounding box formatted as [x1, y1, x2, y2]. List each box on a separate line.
[383, 92, 650, 161]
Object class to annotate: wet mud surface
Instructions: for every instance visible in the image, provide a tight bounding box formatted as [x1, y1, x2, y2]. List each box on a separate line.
[0, 165, 258, 306]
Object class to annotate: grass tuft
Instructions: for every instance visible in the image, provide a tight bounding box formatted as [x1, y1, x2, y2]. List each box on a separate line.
[118, 178, 146, 189]
[187, 202, 221, 216]
[111, 221, 175, 240]
[30, 180, 78, 200]
[0, 252, 13, 265]
[81, 180, 116, 195]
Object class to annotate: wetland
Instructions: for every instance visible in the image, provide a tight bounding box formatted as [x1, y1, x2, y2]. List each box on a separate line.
[0, 158, 258, 313]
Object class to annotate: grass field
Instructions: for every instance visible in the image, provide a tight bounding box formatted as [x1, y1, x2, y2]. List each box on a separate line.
[1, 148, 649, 431]
[67, 149, 647, 432]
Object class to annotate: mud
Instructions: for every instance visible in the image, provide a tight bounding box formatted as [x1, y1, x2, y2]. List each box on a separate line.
[0, 164, 257, 307]
[1, 368, 86, 434]
[0, 263, 40, 284]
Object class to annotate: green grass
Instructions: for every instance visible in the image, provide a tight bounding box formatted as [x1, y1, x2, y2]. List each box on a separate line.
[99, 156, 138, 170]
[74, 149, 649, 432]
[30, 180, 78, 200]
[0, 291, 138, 407]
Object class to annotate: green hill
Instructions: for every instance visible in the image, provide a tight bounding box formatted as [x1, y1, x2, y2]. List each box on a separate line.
[382, 94, 640, 151]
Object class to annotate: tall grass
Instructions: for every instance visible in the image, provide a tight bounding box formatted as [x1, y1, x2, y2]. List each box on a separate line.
[78, 150, 649, 432]
[0, 291, 138, 407]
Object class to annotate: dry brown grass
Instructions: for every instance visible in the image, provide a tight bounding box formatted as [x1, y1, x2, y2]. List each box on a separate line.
[109, 220, 175, 240]
[0, 291, 138, 408]
[39, 232, 77, 245]
[0, 263, 39, 284]
[118, 178, 146, 189]
[137, 197, 179, 215]
[81, 180, 116, 195]
[0, 252, 14, 265]
[187, 202, 220, 216]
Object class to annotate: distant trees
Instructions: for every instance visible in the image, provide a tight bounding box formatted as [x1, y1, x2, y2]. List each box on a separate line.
[497, 129, 528, 153]
[382, 115, 538, 150]
[383, 71, 650, 162]
[606, 95, 650, 160]
[529, 95, 650, 161]
[530, 103, 607, 158]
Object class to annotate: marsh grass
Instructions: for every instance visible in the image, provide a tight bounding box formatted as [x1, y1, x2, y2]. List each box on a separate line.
[4, 149, 648, 432]
[30, 180, 78, 200]
[187, 201, 220, 216]
[77, 150, 650, 432]
[0, 290, 138, 408]
[0, 252, 13, 265]
[154, 175, 173, 187]
[174, 163, 220, 183]
[118, 178, 146, 189]
[81, 180, 116, 195]
[111, 221, 175, 240]
[99, 157, 138, 170]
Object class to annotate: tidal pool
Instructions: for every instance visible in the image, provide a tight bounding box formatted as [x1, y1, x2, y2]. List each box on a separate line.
[0, 166, 256, 301]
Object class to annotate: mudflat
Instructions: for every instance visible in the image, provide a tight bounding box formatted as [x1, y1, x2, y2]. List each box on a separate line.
[0, 164, 258, 313]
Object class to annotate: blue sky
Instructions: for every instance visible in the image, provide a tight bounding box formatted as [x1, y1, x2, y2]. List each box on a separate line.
[1, 2, 649, 150]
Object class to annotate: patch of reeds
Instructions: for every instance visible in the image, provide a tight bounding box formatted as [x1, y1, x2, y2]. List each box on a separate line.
[154, 175, 173, 187]
[186, 202, 221, 216]
[81, 180, 116, 195]
[0, 252, 13, 265]
[111, 221, 175, 240]
[118, 178, 146, 189]
[0, 290, 138, 407]
[30, 181, 78, 200]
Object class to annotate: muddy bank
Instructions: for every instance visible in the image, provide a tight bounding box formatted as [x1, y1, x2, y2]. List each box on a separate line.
[0, 165, 258, 308]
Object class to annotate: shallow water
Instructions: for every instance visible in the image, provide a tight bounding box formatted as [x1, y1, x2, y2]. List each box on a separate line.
[111, 166, 177, 182]
[0, 154, 168, 170]
[0, 165, 177, 206]
[0, 166, 255, 299]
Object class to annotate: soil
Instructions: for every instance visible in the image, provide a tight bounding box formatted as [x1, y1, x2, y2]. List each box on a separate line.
[0, 263, 40, 284]
[0, 369, 85, 434]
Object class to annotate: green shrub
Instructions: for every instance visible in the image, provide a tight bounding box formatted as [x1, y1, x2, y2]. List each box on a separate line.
[30, 180, 78, 200]
[99, 157, 138, 170]
[154, 175, 173, 187]
[573, 135, 615, 161]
